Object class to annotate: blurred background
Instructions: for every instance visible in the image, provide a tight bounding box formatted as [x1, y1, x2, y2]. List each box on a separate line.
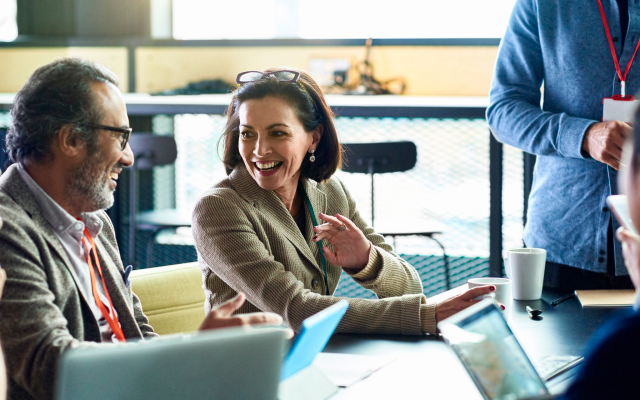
[0, 0, 528, 298]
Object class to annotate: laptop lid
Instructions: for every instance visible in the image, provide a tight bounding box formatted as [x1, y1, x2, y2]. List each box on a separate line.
[280, 300, 349, 380]
[55, 327, 286, 400]
[438, 299, 549, 400]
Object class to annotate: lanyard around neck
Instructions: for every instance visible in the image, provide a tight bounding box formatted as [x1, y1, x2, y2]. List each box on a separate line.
[81, 227, 126, 342]
[597, 0, 640, 97]
[300, 188, 330, 295]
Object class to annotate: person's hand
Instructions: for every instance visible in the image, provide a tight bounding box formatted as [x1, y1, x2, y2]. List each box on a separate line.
[0, 268, 5, 299]
[582, 120, 632, 170]
[435, 285, 503, 323]
[616, 227, 640, 289]
[199, 292, 284, 331]
[313, 213, 371, 271]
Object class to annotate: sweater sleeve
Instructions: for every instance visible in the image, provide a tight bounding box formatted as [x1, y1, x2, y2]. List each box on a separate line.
[486, 0, 594, 159]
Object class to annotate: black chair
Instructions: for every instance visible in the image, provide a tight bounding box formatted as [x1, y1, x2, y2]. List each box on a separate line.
[341, 141, 450, 289]
[128, 134, 190, 268]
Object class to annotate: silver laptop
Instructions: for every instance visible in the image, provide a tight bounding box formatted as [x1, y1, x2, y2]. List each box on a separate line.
[438, 299, 579, 400]
[55, 327, 287, 400]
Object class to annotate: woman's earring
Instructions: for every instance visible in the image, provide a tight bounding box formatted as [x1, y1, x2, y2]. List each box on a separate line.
[309, 149, 316, 162]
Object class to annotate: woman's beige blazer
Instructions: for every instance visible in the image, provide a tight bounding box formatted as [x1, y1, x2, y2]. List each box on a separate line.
[192, 165, 435, 335]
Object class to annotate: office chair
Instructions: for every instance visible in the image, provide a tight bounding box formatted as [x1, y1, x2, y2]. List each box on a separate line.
[341, 141, 450, 289]
[128, 134, 190, 268]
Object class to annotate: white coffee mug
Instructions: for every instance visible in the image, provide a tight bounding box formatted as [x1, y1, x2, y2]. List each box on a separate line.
[504, 248, 546, 300]
[468, 277, 512, 318]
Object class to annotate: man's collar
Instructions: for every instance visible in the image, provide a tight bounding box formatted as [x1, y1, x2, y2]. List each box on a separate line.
[0, 164, 41, 216]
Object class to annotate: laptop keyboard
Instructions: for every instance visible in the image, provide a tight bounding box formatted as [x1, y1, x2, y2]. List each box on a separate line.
[533, 355, 583, 381]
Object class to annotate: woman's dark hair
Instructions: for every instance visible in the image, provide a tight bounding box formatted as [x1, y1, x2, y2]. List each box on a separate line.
[7, 57, 119, 164]
[221, 68, 342, 182]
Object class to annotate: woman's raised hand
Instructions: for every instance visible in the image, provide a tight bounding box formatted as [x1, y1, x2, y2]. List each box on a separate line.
[313, 213, 371, 271]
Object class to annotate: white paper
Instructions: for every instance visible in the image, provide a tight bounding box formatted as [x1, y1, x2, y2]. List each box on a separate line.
[603, 98, 640, 123]
[312, 353, 397, 388]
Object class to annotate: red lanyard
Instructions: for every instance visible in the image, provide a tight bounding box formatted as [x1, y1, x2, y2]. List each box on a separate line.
[81, 227, 126, 342]
[597, 0, 640, 97]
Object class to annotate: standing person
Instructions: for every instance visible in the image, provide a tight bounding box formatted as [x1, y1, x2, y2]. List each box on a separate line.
[0, 264, 6, 400]
[0, 58, 282, 400]
[561, 108, 640, 400]
[192, 68, 498, 336]
[487, 0, 639, 289]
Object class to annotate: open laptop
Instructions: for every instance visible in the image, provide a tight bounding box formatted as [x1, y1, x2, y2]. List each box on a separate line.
[55, 327, 287, 400]
[438, 299, 581, 400]
[281, 300, 349, 380]
[278, 300, 349, 400]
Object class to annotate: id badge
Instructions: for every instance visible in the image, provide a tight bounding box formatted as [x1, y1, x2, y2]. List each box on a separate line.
[603, 95, 640, 123]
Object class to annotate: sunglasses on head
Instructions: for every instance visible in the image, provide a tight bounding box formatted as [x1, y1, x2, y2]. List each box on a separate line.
[236, 70, 316, 109]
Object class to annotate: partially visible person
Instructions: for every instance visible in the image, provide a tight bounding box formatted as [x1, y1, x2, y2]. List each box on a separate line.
[562, 106, 640, 400]
[192, 68, 497, 336]
[1, 264, 6, 400]
[0, 58, 282, 400]
[487, 0, 638, 290]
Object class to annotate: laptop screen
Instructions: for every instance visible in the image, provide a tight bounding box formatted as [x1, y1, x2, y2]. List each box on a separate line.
[440, 301, 548, 400]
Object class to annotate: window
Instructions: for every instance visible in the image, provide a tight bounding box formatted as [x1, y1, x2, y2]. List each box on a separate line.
[0, 0, 17, 42]
[173, 0, 516, 40]
[298, 0, 516, 39]
[173, 0, 279, 40]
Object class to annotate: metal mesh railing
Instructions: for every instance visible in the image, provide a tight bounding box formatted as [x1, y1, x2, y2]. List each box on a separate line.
[170, 115, 499, 256]
[503, 144, 525, 253]
[161, 114, 525, 297]
[0, 111, 524, 298]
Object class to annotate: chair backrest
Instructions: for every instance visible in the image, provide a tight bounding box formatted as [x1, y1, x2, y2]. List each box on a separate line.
[130, 262, 205, 335]
[127, 134, 179, 265]
[128, 134, 177, 170]
[341, 141, 417, 175]
[340, 141, 417, 226]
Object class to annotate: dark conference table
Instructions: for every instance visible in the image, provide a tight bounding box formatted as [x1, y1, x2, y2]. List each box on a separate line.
[322, 286, 629, 399]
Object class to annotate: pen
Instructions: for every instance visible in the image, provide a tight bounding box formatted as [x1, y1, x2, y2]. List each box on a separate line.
[551, 292, 576, 307]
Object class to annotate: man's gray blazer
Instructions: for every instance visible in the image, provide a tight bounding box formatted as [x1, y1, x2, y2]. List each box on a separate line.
[0, 164, 157, 400]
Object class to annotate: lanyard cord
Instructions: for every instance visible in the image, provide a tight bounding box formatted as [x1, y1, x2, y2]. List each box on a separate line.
[81, 227, 126, 342]
[300, 188, 330, 295]
[597, 0, 640, 97]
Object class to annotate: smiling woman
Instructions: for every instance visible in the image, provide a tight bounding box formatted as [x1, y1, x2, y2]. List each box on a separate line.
[191, 68, 496, 335]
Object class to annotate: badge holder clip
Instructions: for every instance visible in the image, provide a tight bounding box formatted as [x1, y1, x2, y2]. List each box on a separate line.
[602, 94, 639, 124]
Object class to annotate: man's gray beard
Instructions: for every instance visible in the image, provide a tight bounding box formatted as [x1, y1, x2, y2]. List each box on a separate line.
[65, 154, 114, 214]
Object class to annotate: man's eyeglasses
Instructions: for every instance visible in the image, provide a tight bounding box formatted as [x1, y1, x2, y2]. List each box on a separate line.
[236, 70, 315, 108]
[90, 124, 132, 151]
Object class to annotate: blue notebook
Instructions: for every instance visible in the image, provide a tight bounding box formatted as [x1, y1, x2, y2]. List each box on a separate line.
[280, 300, 349, 380]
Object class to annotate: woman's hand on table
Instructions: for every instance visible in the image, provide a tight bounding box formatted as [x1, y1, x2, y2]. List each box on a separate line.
[313, 213, 371, 271]
[616, 227, 640, 288]
[435, 285, 501, 323]
[199, 292, 290, 336]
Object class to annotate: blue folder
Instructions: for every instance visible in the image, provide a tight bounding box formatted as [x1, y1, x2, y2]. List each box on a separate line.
[280, 300, 349, 380]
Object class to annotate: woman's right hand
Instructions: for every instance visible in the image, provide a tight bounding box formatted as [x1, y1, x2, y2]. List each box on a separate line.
[616, 227, 640, 288]
[435, 285, 499, 323]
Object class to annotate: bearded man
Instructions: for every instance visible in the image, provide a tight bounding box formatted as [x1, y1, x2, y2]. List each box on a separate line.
[0, 58, 281, 400]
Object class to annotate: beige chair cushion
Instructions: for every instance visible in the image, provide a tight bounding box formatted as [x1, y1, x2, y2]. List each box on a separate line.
[131, 262, 205, 335]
